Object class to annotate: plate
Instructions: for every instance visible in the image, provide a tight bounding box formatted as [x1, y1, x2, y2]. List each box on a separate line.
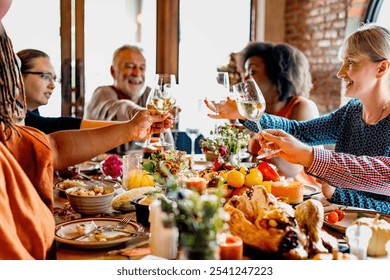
[323, 209, 390, 233]
[77, 161, 100, 173]
[303, 184, 321, 199]
[55, 217, 144, 249]
[54, 178, 121, 194]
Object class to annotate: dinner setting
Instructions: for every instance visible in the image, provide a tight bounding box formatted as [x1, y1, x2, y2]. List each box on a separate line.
[1, 0, 390, 272]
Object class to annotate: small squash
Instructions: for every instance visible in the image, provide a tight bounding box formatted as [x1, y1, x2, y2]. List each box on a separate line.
[354, 214, 390, 257]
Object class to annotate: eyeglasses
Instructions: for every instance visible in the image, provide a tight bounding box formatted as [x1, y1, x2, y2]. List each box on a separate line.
[22, 71, 60, 83]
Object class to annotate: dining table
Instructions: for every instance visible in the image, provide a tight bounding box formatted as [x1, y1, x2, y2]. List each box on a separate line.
[51, 153, 385, 260]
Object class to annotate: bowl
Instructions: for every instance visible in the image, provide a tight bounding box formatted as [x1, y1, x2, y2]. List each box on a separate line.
[131, 196, 151, 227]
[65, 185, 115, 215]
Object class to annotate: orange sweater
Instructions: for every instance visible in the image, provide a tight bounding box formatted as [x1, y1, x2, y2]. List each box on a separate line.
[0, 141, 54, 259]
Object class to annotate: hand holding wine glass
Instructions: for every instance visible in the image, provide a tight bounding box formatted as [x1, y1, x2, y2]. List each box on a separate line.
[207, 71, 230, 113]
[150, 73, 177, 147]
[232, 78, 281, 159]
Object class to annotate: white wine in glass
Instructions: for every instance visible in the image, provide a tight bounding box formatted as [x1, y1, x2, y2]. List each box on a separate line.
[233, 78, 281, 159]
[150, 73, 177, 147]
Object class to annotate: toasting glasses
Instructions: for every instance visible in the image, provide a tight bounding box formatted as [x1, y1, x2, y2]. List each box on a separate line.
[232, 78, 281, 159]
[150, 73, 177, 147]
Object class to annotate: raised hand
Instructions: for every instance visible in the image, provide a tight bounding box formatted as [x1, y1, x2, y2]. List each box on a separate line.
[258, 129, 314, 167]
[204, 97, 243, 120]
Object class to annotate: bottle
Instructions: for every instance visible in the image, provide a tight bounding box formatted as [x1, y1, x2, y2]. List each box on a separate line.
[149, 200, 178, 259]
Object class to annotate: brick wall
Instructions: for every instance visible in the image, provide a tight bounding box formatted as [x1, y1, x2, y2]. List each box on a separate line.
[283, 0, 370, 114]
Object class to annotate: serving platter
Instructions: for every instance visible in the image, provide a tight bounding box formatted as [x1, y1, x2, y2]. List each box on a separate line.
[55, 217, 144, 249]
[323, 209, 390, 233]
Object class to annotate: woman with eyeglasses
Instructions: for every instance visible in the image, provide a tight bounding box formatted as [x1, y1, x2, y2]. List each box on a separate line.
[16, 49, 123, 133]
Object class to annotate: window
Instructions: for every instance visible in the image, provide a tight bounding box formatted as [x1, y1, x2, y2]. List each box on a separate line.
[3, 0, 61, 117]
[84, 0, 156, 106]
[178, 0, 251, 136]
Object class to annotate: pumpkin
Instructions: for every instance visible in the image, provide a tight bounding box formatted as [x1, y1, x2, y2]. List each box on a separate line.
[354, 214, 390, 257]
[125, 170, 154, 189]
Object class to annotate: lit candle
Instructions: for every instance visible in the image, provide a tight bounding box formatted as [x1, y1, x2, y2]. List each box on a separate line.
[219, 235, 243, 260]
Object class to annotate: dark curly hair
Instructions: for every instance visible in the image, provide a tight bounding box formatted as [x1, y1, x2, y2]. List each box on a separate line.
[241, 42, 312, 101]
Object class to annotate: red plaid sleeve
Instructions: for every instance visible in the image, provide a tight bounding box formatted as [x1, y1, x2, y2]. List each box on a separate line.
[306, 148, 390, 196]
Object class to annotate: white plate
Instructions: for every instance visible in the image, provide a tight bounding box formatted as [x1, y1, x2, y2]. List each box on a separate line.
[55, 217, 144, 249]
[77, 161, 100, 172]
[303, 184, 321, 199]
[54, 178, 121, 193]
[324, 209, 390, 233]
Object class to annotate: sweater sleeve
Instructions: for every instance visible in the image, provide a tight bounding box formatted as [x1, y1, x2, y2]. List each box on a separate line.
[85, 86, 144, 121]
[25, 111, 82, 134]
[329, 188, 390, 214]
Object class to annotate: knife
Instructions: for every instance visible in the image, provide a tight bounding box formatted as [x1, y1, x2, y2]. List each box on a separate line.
[103, 227, 150, 237]
[71, 227, 100, 241]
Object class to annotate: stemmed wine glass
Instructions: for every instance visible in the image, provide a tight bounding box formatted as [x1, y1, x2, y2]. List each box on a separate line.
[232, 78, 281, 159]
[150, 73, 177, 147]
[135, 88, 159, 151]
[185, 128, 200, 157]
[207, 71, 230, 112]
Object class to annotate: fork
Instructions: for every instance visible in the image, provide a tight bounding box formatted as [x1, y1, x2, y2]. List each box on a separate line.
[71, 214, 133, 241]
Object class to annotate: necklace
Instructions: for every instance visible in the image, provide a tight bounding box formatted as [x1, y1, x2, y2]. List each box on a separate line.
[365, 100, 390, 125]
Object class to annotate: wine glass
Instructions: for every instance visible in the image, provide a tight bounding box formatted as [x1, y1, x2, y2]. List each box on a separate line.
[207, 71, 230, 113]
[185, 128, 200, 157]
[135, 92, 158, 151]
[232, 78, 281, 159]
[150, 73, 177, 147]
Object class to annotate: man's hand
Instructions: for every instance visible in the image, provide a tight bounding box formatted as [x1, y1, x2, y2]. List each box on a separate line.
[259, 129, 314, 167]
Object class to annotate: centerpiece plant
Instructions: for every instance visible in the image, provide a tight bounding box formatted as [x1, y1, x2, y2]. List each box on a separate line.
[200, 123, 250, 164]
[159, 180, 229, 260]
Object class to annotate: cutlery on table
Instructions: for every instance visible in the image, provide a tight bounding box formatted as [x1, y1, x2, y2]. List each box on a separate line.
[70, 214, 134, 241]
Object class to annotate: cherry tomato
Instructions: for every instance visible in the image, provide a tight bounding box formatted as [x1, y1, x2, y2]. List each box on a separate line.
[257, 162, 281, 181]
[326, 211, 339, 224]
[334, 209, 345, 221]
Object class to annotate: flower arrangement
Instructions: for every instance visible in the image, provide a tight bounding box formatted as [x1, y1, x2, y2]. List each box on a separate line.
[100, 154, 123, 179]
[200, 123, 250, 162]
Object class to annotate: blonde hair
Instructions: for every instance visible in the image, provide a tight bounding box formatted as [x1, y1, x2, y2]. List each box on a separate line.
[339, 23, 390, 62]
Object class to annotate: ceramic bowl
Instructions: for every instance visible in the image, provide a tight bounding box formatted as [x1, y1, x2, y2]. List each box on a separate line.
[66, 185, 115, 215]
[131, 196, 151, 227]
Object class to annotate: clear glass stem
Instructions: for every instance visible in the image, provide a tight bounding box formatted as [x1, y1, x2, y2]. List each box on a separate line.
[190, 138, 195, 156]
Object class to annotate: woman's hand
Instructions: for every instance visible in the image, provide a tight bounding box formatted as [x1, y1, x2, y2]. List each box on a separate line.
[204, 97, 244, 120]
[259, 129, 314, 167]
[129, 109, 172, 140]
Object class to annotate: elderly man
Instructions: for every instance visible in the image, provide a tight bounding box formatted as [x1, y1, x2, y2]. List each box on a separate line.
[86, 45, 173, 153]
[86, 45, 150, 121]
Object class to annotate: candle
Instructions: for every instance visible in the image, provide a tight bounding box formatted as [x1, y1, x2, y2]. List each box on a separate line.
[219, 235, 243, 260]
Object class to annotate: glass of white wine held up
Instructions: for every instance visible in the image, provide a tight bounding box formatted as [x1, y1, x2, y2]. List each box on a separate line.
[150, 73, 177, 147]
[232, 78, 281, 159]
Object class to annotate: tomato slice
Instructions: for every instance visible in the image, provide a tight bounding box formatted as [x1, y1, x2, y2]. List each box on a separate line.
[257, 162, 280, 181]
